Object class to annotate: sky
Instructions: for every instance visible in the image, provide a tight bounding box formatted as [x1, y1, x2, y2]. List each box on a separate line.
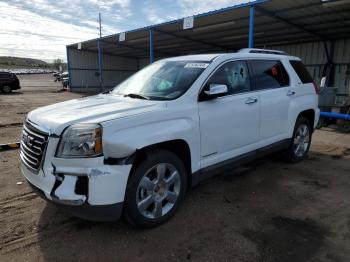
[0, 0, 249, 61]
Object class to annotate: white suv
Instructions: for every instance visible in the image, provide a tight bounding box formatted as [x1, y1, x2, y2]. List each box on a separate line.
[20, 49, 320, 227]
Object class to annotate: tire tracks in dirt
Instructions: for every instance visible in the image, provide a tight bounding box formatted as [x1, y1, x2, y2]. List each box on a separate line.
[0, 191, 85, 255]
[0, 123, 23, 128]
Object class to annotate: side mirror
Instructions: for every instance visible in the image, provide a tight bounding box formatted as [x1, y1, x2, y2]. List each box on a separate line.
[204, 84, 228, 97]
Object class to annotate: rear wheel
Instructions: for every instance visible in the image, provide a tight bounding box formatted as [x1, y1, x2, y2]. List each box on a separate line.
[285, 116, 312, 163]
[2, 86, 12, 93]
[124, 149, 187, 228]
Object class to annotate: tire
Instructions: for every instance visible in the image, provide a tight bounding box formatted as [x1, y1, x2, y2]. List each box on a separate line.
[124, 149, 187, 228]
[285, 116, 312, 163]
[2, 86, 12, 93]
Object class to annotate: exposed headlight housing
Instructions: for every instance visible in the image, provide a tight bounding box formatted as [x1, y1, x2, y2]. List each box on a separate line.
[56, 124, 102, 158]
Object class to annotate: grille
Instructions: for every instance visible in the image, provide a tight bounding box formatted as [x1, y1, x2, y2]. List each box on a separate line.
[20, 121, 48, 172]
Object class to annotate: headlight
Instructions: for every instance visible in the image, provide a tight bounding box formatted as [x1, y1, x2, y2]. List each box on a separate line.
[56, 124, 102, 158]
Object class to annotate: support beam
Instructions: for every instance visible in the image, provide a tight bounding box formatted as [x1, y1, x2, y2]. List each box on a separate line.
[102, 39, 147, 53]
[101, 39, 172, 57]
[255, 5, 326, 40]
[149, 29, 154, 64]
[97, 39, 103, 91]
[249, 5, 255, 48]
[323, 41, 335, 87]
[77, 47, 139, 60]
[154, 29, 229, 51]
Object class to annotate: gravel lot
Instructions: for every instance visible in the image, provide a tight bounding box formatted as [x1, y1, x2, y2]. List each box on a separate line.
[1, 74, 350, 261]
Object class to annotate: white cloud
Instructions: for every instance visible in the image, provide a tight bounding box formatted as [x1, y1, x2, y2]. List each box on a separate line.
[142, 0, 250, 25]
[0, 2, 113, 61]
[178, 0, 250, 16]
[88, 0, 131, 9]
[0, 0, 131, 61]
[144, 8, 177, 24]
[0, 0, 251, 61]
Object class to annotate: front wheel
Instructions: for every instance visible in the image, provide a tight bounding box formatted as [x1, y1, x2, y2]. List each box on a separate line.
[2, 86, 12, 93]
[124, 149, 187, 228]
[285, 116, 312, 163]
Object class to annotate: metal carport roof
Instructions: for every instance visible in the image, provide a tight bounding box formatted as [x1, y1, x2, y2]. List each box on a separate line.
[67, 0, 350, 59]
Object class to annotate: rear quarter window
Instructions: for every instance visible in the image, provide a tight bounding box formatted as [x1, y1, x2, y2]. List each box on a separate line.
[289, 60, 313, 83]
[0, 73, 12, 79]
[250, 60, 290, 90]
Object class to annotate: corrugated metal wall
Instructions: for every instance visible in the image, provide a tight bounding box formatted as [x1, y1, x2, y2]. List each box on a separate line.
[333, 39, 350, 95]
[139, 58, 150, 69]
[68, 39, 350, 95]
[269, 38, 350, 95]
[68, 48, 138, 92]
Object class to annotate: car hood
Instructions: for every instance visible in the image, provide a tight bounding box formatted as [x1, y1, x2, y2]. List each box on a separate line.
[27, 94, 164, 135]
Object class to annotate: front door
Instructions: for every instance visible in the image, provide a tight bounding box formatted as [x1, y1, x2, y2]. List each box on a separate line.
[198, 60, 260, 168]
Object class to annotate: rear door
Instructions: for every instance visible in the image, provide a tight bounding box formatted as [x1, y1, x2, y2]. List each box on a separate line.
[0, 73, 10, 85]
[249, 59, 291, 142]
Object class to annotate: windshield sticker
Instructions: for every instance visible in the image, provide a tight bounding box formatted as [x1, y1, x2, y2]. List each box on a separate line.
[184, 63, 209, 69]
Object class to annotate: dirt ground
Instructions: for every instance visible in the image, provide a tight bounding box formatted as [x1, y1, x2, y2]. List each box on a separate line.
[1, 74, 350, 262]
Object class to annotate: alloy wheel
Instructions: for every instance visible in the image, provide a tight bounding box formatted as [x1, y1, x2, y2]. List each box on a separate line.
[293, 124, 310, 158]
[136, 163, 181, 219]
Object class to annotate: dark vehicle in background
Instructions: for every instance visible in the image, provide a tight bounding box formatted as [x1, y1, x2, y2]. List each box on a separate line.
[0, 72, 21, 93]
[54, 71, 68, 82]
[62, 77, 69, 89]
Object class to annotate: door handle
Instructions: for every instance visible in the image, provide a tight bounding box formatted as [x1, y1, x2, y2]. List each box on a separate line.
[245, 97, 258, 104]
[287, 91, 295, 96]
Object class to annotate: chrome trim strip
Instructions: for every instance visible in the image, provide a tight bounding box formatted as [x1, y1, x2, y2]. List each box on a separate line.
[20, 120, 49, 173]
[20, 151, 37, 166]
[26, 118, 51, 135]
[20, 141, 41, 156]
[21, 149, 38, 164]
[23, 124, 46, 141]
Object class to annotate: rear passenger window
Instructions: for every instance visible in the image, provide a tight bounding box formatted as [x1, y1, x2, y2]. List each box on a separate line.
[289, 60, 313, 83]
[250, 60, 290, 90]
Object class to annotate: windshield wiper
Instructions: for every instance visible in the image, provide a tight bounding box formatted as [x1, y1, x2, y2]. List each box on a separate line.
[124, 93, 150, 100]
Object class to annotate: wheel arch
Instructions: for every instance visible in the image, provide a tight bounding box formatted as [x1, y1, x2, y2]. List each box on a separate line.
[297, 109, 315, 131]
[130, 139, 193, 187]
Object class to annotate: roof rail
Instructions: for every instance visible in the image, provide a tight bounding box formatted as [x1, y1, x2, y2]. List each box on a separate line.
[238, 48, 287, 55]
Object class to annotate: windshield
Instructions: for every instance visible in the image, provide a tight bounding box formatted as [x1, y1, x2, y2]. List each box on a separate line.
[112, 60, 209, 100]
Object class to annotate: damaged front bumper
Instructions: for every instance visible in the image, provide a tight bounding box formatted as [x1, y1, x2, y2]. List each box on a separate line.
[27, 180, 124, 221]
[21, 151, 132, 221]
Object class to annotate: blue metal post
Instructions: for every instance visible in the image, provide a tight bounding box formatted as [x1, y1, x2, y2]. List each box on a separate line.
[97, 39, 103, 90]
[149, 29, 154, 64]
[66, 46, 72, 89]
[248, 5, 255, 48]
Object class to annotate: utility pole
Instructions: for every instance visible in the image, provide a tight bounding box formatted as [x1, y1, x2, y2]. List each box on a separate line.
[98, 12, 103, 92]
[99, 12, 102, 38]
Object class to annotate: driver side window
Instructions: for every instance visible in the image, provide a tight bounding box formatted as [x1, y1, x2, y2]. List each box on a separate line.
[206, 60, 251, 96]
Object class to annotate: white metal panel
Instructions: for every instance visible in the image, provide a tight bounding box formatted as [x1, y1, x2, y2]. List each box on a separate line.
[138, 58, 150, 69]
[270, 42, 327, 64]
[68, 48, 138, 91]
[269, 39, 350, 94]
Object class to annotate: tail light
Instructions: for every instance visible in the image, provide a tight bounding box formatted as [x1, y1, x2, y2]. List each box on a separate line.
[313, 82, 319, 94]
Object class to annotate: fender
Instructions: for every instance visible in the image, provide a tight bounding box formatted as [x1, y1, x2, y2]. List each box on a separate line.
[102, 116, 200, 173]
[287, 93, 316, 137]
